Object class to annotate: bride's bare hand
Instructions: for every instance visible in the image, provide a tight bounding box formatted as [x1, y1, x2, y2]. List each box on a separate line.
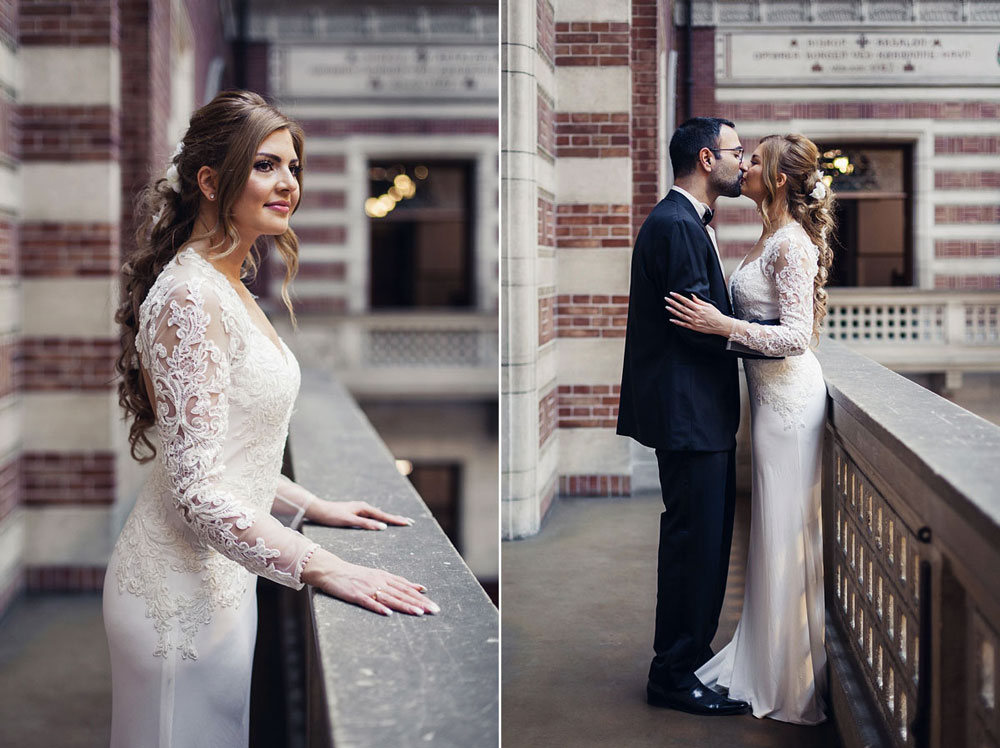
[664, 292, 733, 336]
[304, 552, 439, 617]
[310, 499, 414, 531]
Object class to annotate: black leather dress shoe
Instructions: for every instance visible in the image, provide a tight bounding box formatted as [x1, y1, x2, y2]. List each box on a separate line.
[647, 680, 751, 716]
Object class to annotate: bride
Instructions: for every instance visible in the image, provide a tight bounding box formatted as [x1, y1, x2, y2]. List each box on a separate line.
[664, 133, 835, 724]
[104, 90, 439, 747]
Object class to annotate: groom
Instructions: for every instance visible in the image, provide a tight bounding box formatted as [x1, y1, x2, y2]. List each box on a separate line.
[617, 117, 750, 716]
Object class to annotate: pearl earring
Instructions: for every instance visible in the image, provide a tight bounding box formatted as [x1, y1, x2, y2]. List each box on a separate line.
[209, 193, 215, 200]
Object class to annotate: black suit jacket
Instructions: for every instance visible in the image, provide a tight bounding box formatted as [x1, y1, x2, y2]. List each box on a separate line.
[616, 190, 741, 452]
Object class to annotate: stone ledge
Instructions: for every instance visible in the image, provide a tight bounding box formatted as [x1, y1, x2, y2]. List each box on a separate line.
[289, 369, 498, 748]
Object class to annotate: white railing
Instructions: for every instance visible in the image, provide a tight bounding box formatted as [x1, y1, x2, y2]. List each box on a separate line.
[275, 313, 498, 398]
[825, 290, 1000, 372]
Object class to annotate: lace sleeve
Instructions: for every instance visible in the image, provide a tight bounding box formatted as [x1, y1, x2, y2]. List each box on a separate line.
[727, 233, 817, 357]
[140, 274, 318, 589]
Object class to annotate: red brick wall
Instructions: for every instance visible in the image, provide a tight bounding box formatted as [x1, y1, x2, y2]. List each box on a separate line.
[719, 100, 1000, 122]
[538, 387, 557, 446]
[631, 0, 659, 234]
[934, 206, 1000, 224]
[538, 195, 555, 248]
[0, 219, 17, 276]
[555, 294, 628, 338]
[300, 119, 498, 137]
[935, 135, 1000, 154]
[555, 21, 629, 66]
[22, 452, 115, 505]
[0, 93, 16, 163]
[559, 474, 630, 498]
[0, 454, 18, 525]
[536, 0, 555, 66]
[26, 566, 105, 592]
[557, 384, 620, 428]
[538, 294, 555, 345]
[19, 105, 119, 161]
[935, 171, 1000, 189]
[934, 275, 1000, 290]
[556, 204, 631, 248]
[308, 154, 346, 173]
[935, 241, 1000, 258]
[300, 189, 346, 211]
[0, 0, 17, 45]
[120, 0, 171, 255]
[297, 261, 346, 281]
[20, 222, 118, 276]
[295, 225, 347, 245]
[0, 337, 16, 401]
[18, 0, 119, 45]
[538, 92, 555, 157]
[555, 112, 629, 158]
[19, 338, 117, 391]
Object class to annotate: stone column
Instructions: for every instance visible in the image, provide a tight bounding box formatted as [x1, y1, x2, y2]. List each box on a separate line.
[501, 0, 545, 538]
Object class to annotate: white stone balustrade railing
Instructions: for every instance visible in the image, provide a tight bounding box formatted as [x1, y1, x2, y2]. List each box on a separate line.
[816, 340, 1000, 748]
[275, 313, 499, 399]
[825, 290, 1000, 375]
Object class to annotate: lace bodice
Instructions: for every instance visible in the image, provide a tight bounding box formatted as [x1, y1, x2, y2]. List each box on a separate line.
[727, 223, 824, 430]
[727, 223, 818, 357]
[114, 247, 318, 658]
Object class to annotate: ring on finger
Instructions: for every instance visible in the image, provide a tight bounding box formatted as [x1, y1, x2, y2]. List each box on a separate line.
[372, 586, 383, 600]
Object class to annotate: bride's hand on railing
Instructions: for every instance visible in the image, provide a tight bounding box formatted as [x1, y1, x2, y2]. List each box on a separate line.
[302, 549, 440, 617]
[310, 499, 415, 531]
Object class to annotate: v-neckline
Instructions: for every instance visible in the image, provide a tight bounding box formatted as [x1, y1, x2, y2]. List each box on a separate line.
[734, 223, 799, 276]
[181, 247, 289, 364]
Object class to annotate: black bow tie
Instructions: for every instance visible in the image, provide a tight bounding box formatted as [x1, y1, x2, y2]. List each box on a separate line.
[701, 206, 714, 226]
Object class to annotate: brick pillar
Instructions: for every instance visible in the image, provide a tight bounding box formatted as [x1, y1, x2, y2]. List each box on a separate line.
[16, 0, 122, 592]
[0, 0, 20, 615]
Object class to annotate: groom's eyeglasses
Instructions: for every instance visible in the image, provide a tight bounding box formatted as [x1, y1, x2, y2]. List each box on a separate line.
[711, 147, 744, 164]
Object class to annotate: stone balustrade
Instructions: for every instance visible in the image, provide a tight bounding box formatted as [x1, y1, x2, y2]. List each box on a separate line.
[816, 339, 1000, 748]
[254, 368, 498, 748]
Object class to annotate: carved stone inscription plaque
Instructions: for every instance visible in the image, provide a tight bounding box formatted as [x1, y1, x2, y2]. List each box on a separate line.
[273, 45, 499, 99]
[716, 31, 1000, 85]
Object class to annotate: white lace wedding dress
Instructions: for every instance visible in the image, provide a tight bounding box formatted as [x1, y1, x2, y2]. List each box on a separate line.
[103, 247, 319, 747]
[695, 223, 828, 724]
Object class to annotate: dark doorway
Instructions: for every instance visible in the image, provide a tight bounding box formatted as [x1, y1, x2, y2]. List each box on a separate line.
[406, 462, 462, 551]
[367, 160, 474, 308]
[817, 143, 913, 288]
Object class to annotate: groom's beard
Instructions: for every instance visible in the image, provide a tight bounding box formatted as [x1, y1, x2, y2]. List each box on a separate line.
[712, 169, 743, 198]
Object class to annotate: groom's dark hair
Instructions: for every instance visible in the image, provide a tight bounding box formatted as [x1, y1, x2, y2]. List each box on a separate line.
[670, 117, 736, 178]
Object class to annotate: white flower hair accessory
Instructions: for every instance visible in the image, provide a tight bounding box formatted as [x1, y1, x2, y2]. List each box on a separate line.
[165, 141, 184, 194]
[809, 170, 827, 200]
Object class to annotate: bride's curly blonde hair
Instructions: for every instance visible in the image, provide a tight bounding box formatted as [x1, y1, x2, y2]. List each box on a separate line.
[116, 89, 306, 462]
[757, 133, 836, 343]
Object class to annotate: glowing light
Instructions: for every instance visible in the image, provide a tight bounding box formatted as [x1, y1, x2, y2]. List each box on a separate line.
[414, 165, 429, 180]
[378, 194, 396, 213]
[400, 180, 416, 198]
[395, 459, 413, 476]
[393, 174, 413, 189]
[364, 197, 387, 218]
[822, 175, 834, 187]
[833, 156, 853, 174]
[388, 186, 402, 200]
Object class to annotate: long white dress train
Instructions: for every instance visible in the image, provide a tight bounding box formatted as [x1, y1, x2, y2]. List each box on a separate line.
[695, 223, 828, 724]
[103, 247, 319, 747]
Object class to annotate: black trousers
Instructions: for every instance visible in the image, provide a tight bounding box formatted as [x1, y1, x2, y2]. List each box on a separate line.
[648, 448, 737, 690]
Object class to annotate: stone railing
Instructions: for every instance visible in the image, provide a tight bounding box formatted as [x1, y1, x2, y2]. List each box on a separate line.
[825, 289, 1000, 375]
[277, 313, 498, 399]
[254, 369, 498, 748]
[816, 340, 1000, 748]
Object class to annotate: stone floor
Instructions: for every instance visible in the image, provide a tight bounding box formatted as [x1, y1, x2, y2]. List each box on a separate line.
[0, 593, 111, 748]
[501, 492, 843, 748]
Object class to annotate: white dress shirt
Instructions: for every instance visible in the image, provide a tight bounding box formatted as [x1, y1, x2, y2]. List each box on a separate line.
[669, 186, 730, 305]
